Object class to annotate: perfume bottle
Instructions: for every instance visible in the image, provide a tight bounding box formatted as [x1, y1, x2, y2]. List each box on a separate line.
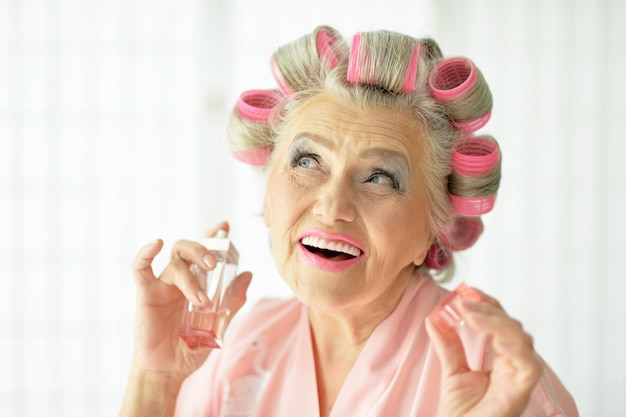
[179, 230, 239, 349]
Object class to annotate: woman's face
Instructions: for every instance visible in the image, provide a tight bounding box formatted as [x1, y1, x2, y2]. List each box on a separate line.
[264, 92, 433, 313]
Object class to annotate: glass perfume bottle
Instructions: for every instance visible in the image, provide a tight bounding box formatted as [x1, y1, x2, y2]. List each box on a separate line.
[179, 230, 239, 349]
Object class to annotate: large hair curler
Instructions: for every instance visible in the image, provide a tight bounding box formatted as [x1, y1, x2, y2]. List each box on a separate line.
[236, 89, 282, 123]
[441, 216, 484, 251]
[449, 194, 496, 216]
[426, 242, 453, 270]
[271, 25, 344, 96]
[452, 135, 500, 176]
[347, 32, 421, 93]
[428, 57, 493, 133]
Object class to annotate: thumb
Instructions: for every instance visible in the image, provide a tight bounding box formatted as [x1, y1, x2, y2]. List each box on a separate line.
[225, 271, 253, 317]
[131, 239, 164, 284]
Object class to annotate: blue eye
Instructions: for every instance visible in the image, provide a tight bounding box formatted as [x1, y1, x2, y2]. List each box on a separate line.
[366, 170, 400, 190]
[369, 174, 390, 184]
[290, 147, 321, 170]
[298, 156, 318, 169]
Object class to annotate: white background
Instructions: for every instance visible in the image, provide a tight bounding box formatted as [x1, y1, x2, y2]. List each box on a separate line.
[1, 0, 625, 415]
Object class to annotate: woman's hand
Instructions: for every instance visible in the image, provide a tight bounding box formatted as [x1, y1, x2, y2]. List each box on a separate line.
[121, 222, 252, 417]
[425, 288, 542, 417]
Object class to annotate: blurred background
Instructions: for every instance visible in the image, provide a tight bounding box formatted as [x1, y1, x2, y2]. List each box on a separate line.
[1, 0, 624, 415]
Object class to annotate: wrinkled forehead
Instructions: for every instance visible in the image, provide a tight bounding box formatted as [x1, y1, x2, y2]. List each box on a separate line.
[277, 91, 429, 162]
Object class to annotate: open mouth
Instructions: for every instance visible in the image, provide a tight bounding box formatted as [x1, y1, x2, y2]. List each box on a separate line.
[300, 236, 362, 261]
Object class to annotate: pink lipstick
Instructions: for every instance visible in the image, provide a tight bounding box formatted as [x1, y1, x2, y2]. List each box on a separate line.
[297, 228, 364, 272]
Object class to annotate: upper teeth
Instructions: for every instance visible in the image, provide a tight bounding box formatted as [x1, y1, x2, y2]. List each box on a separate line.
[301, 236, 362, 257]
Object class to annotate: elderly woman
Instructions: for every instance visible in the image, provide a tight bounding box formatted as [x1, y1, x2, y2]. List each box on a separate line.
[120, 26, 578, 417]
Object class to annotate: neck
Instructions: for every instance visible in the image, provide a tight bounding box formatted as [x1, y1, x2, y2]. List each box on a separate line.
[307, 273, 413, 356]
[306, 274, 415, 417]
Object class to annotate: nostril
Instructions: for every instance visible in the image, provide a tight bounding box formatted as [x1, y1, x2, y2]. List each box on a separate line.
[313, 190, 357, 224]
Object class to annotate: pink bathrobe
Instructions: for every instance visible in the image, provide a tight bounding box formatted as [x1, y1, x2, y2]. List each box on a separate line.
[175, 276, 578, 417]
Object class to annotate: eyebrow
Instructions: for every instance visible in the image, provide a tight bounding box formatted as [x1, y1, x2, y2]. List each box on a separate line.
[292, 133, 409, 166]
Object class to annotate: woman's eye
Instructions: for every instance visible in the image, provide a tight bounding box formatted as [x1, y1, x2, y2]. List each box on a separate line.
[290, 148, 322, 170]
[369, 174, 390, 185]
[298, 156, 318, 169]
[366, 171, 400, 190]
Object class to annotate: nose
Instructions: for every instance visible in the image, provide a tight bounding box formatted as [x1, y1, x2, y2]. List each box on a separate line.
[313, 175, 357, 224]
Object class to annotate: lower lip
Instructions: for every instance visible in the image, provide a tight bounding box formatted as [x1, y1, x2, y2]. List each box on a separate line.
[297, 242, 363, 272]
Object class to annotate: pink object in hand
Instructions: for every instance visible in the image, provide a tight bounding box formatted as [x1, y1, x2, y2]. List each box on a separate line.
[428, 282, 482, 332]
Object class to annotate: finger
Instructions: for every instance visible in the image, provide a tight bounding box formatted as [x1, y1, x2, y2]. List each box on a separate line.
[204, 221, 230, 238]
[425, 317, 471, 378]
[458, 299, 521, 340]
[170, 239, 217, 271]
[224, 271, 253, 317]
[458, 300, 540, 378]
[467, 287, 504, 310]
[132, 239, 164, 284]
[160, 258, 209, 307]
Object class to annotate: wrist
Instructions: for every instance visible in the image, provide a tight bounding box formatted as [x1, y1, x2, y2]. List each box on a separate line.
[120, 368, 185, 417]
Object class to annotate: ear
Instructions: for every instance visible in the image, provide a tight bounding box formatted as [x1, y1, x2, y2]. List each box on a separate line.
[413, 229, 436, 267]
[413, 244, 429, 267]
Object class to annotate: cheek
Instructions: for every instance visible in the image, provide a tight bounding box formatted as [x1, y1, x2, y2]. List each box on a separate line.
[265, 173, 309, 231]
[368, 204, 432, 264]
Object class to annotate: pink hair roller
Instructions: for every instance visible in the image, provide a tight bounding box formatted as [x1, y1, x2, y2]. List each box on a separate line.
[347, 33, 420, 93]
[346, 33, 362, 86]
[428, 57, 493, 130]
[450, 111, 492, 134]
[236, 89, 282, 122]
[271, 27, 342, 97]
[452, 136, 500, 176]
[428, 282, 483, 332]
[426, 243, 453, 270]
[450, 194, 496, 216]
[428, 57, 478, 101]
[442, 216, 484, 251]
[231, 147, 272, 167]
[401, 43, 421, 93]
[270, 59, 293, 97]
[315, 27, 341, 69]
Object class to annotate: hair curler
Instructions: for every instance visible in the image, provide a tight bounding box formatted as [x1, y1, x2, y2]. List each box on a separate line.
[347, 32, 421, 93]
[450, 111, 492, 134]
[315, 26, 341, 69]
[426, 242, 453, 270]
[452, 135, 500, 176]
[231, 147, 272, 167]
[236, 89, 282, 123]
[428, 57, 492, 126]
[429, 57, 477, 100]
[449, 194, 496, 216]
[442, 216, 484, 251]
[270, 59, 293, 97]
[271, 26, 344, 97]
[346, 33, 363, 86]
[401, 42, 421, 93]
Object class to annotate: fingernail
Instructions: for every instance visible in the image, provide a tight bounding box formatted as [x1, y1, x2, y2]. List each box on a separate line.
[196, 290, 209, 306]
[203, 255, 215, 269]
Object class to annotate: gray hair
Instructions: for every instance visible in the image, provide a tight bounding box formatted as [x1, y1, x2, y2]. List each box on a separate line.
[227, 26, 501, 281]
